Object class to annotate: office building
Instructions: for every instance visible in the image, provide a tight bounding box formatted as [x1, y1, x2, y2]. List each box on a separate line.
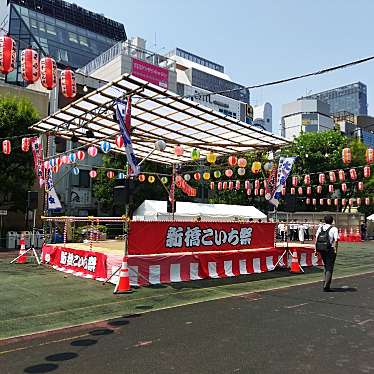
[165, 47, 251, 123]
[252, 103, 272, 132]
[281, 99, 334, 139]
[0, 0, 126, 84]
[300, 82, 367, 116]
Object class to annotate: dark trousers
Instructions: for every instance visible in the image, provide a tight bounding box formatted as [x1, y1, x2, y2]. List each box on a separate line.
[319, 250, 337, 289]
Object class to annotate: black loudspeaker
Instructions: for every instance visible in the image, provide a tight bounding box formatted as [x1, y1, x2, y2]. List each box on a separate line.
[113, 185, 129, 206]
[27, 191, 38, 210]
[284, 195, 297, 212]
[167, 199, 176, 213]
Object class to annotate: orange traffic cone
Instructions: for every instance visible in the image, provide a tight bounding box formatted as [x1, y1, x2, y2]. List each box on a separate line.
[290, 249, 302, 273]
[113, 256, 133, 294]
[16, 237, 27, 264]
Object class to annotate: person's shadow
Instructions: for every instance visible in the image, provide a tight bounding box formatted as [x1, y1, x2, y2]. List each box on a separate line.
[329, 287, 357, 292]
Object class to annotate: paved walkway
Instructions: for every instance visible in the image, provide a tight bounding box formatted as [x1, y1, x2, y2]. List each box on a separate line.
[2, 273, 374, 374]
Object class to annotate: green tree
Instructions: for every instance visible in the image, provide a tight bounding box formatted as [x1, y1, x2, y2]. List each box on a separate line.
[0, 96, 40, 212]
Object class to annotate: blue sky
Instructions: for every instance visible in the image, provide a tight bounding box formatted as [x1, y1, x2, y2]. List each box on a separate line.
[76, 0, 374, 133]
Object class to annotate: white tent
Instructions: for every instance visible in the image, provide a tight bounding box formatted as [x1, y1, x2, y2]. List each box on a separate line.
[367, 214, 374, 221]
[133, 200, 267, 221]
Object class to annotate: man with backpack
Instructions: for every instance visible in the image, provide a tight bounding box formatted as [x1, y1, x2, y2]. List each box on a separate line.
[315, 215, 339, 292]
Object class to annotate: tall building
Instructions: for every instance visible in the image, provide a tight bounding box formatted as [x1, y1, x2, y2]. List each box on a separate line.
[252, 103, 272, 132]
[281, 99, 334, 139]
[300, 82, 367, 116]
[0, 0, 126, 84]
[165, 48, 252, 123]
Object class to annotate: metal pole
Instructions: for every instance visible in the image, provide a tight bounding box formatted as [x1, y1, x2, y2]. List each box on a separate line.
[171, 164, 176, 221]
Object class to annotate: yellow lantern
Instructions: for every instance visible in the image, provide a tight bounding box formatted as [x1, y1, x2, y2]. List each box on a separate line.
[251, 161, 261, 174]
[148, 175, 155, 183]
[206, 151, 217, 164]
[203, 172, 211, 180]
[161, 177, 168, 184]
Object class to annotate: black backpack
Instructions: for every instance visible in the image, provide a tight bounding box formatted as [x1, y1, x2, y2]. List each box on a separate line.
[316, 226, 333, 252]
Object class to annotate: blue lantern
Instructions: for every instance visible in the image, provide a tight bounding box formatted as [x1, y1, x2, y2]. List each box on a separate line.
[117, 172, 125, 179]
[100, 141, 111, 154]
[49, 158, 57, 167]
[68, 153, 77, 163]
[72, 167, 80, 175]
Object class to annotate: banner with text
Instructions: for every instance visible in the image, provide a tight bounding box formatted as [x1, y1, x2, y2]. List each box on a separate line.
[42, 245, 107, 279]
[131, 58, 169, 88]
[128, 222, 276, 255]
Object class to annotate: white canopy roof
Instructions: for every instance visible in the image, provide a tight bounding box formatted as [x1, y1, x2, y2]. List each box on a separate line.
[367, 214, 374, 221]
[31, 73, 289, 165]
[133, 200, 267, 221]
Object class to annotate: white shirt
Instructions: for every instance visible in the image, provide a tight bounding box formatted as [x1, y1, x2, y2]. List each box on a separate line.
[278, 223, 285, 232]
[316, 224, 339, 244]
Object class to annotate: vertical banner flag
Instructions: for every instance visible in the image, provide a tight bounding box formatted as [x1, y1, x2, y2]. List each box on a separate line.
[265, 165, 278, 201]
[116, 98, 140, 176]
[269, 157, 296, 208]
[31, 136, 45, 187]
[46, 170, 62, 210]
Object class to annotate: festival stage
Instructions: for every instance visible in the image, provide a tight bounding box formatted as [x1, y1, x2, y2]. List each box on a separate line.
[41, 241, 322, 287]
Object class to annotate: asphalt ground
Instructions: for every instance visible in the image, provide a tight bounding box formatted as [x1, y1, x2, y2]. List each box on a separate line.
[1, 273, 374, 374]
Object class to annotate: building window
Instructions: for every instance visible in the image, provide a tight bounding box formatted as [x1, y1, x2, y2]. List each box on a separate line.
[58, 49, 68, 62]
[79, 36, 89, 47]
[68, 32, 79, 43]
[46, 24, 56, 35]
[30, 18, 37, 29]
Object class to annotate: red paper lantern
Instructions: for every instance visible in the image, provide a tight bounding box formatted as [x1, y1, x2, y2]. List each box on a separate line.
[244, 180, 250, 190]
[328, 184, 334, 193]
[115, 135, 124, 148]
[316, 185, 322, 194]
[365, 148, 373, 164]
[40, 56, 57, 90]
[342, 147, 351, 164]
[87, 146, 98, 157]
[281, 187, 286, 196]
[21, 47, 39, 83]
[254, 179, 260, 189]
[334, 198, 339, 206]
[76, 150, 85, 160]
[237, 158, 247, 168]
[0, 35, 16, 74]
[357, 198, 361, 206]
[194, 172, 201, 181]
[260, 188, 264, 196]
[89, 170, 97, 178]
[174, 145, 184, 156]
[341, 183, 347, 193]
[312, 198, 317, 206]
[319, 198, 324, 206]
[349, 168, 357, 180]
[52, 165, 59, 174]
[327, 199, 332, 206]
[223, 181, 228, 190]
[365, 197, 370, 206]
[306, 198, 311, 205]
[2, 140, 11, 154]
[290, 187, 295, 195]
[107, 171, 115, 179]
[228, 181, 234, 190]
[338, 170, 345, 182]
[210, 182, 215, 190]
[358, 181, 364, 191]
[349, 198, 354, 206]
[246, 188, 252, 196]
[218, 182, 222, 190]
[318, 173, 325, 185]
[254, 188, 259, 196]
[342, 198, 346, 206]
[138, 174, 146, 182]
[292, 176, 298, 187]
[329, 171, 336, 183]
[225, 169, 233, 178]
[364, 165, 371, 178]
[21, 137, 30, 152]
[56, 158, 63, 168]
[306, 186, 312, 195]
[304, 174, 310, 185]
[235, 180, 241, 190]
[60, 68, 77, 98]
[298, 187, 303, 195]
[228, 155, 237, 166]
[61, 155, 69, 164]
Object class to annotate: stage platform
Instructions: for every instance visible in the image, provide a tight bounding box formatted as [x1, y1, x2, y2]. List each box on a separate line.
[41, 241, 322, 287]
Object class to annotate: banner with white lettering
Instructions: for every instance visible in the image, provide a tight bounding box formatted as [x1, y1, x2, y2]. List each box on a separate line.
[30, 136, 45, 187]
[128, 222, 276, 255]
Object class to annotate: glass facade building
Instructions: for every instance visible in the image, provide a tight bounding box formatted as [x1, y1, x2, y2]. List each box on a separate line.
[301, 82, 367, 116]
[1, 0, 126, 84]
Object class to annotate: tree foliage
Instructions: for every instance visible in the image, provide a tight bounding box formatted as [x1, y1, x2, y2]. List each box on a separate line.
[0, 96, 40, 212]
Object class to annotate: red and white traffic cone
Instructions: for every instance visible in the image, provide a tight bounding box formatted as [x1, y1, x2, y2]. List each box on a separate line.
[16, 236, 27, 264]
[290, 249, 302, 273]
[113, 256, 133, 294]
